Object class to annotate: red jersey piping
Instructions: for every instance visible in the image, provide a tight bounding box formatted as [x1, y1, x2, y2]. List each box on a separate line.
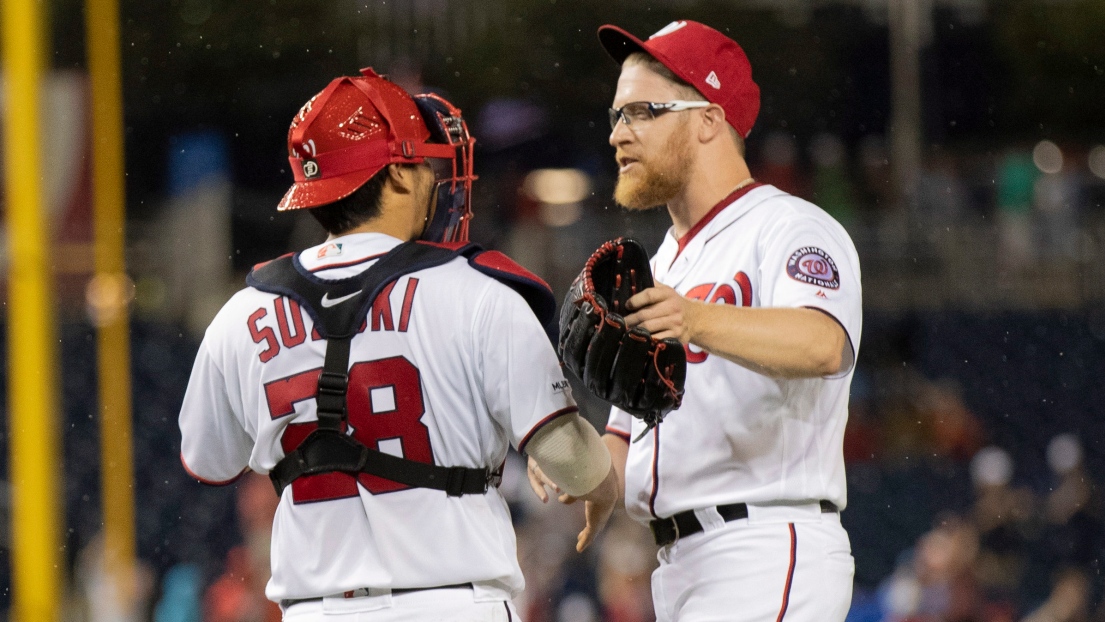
[308, 251, 387, 272]
[648, 425, 661, 518]
[517, 406, 579, 454]
[775, 523, 798, 622]
[604, 425, 631, 443]
[180, 453, 247, 486]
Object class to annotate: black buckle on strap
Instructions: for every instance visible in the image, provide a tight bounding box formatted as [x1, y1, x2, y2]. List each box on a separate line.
[649, 515, 680, 546]
[316, 371, 348, 401]
[317, 370, 348, 393]
[649, 517, 676, 545]
[315, 371, 348, 429]
[444, 467, 467, 497]
[442, 466, 492, 497]
[488, 464, 504, 489]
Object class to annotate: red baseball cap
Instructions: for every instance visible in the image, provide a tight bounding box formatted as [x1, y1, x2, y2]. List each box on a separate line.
[278, 67, 454, 211]
[598, 20, 760, 138]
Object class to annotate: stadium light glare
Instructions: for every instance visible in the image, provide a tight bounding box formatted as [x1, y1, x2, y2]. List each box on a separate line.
[540, 202, 583, 228]
[1032, 140, 1063, 174]
[1088, 145, 1105, 180]
[524, 168, 591, 205]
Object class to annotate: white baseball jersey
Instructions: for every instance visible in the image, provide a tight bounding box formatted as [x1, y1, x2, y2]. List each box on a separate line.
[607, 183, 862, 523]
[179, 232, 578, 601]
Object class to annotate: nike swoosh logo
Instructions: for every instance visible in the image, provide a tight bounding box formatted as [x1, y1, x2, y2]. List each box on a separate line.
[320, 291, 359, 308]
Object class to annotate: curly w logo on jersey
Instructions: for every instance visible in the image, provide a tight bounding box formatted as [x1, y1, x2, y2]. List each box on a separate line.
[786, 247, 840, 289]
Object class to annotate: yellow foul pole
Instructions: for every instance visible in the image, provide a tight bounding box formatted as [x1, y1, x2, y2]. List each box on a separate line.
[85, 0, 136, 602]
[1, 0, 63, 619]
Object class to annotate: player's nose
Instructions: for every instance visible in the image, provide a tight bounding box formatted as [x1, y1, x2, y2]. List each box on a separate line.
[609, 116, 633, 147]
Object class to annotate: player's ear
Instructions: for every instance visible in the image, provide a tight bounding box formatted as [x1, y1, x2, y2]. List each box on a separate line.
[386, 163, 417, 195]
[697, 104, 727, 144]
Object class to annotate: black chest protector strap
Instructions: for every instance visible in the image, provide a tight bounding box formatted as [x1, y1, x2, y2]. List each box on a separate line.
[247, 241, 492, 497]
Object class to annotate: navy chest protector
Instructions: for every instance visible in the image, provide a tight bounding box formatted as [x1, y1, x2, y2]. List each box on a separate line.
[247, 241, 557, 497]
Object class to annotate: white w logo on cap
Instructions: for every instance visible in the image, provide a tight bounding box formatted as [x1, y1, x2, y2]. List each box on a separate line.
[650, 21, 687, 39]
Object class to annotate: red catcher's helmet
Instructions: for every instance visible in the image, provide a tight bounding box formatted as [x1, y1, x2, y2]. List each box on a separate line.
[278, 68, 476, 243]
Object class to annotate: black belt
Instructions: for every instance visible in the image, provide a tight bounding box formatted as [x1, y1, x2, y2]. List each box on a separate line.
[280, 582, 473, 610]
[649, 500, 839, 547]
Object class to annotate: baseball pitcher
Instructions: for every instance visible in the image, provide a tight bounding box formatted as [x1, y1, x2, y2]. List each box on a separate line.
[540, 20, 863, 622]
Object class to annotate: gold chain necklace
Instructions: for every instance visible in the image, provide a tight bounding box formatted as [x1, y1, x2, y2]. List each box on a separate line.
[730, 177, 755, 194]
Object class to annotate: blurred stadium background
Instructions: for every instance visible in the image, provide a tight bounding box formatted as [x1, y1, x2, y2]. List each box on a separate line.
[2, 0, 1105, 620]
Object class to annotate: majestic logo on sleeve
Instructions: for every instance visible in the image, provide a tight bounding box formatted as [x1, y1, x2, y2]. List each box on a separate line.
[786, 247, 840, 289]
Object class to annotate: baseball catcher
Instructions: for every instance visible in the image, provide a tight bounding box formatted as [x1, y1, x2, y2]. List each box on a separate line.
[179, 67, 618, 618]
[558, 238, 686, 438]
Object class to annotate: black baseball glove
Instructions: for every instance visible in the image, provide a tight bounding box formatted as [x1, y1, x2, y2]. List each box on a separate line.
[558, 238, 686, 439]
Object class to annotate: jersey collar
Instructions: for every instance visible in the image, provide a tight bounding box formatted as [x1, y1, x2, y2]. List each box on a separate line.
[672, 181, 767, 261]
[655, 183, 781, 281]
[298, 232, 405, 273]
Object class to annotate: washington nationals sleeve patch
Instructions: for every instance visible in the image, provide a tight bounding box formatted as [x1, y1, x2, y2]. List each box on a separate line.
[786, 246, 840, 289]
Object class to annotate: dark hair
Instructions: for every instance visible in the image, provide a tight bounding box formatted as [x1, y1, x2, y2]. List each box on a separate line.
[624, 51, 746, 157]
[307, 165, 410, 235]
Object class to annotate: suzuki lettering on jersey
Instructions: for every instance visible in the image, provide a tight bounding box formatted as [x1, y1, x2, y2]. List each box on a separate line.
[786, 247, 840, 289]
[246, 279, 420, 363]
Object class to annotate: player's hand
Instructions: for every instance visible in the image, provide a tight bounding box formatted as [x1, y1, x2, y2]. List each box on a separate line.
[526, 457, 574, 504]
[575, 464, 618, 552]
[624, 283, 697, 344]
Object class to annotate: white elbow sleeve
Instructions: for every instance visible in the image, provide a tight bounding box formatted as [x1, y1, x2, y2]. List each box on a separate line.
[525, 414, 612, 497]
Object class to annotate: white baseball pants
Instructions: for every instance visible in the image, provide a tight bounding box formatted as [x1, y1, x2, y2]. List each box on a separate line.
[651, 502, 854, 622]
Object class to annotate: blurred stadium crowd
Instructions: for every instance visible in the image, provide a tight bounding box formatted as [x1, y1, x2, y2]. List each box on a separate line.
[2, 130, 1104, 621]
[2, 0, 1105, 620]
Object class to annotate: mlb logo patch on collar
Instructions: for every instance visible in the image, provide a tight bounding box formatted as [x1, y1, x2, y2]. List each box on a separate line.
[786, 247, 840, 289]
[317, 242, 343, 259]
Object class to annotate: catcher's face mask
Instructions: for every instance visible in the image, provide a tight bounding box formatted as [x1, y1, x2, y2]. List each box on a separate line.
[413, 93, 477, 244]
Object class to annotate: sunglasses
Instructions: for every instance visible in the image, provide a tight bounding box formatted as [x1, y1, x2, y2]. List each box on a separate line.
[608, 100, 712, 130]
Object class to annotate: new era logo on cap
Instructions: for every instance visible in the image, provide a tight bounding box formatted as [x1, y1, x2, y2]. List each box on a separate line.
[705, 71, 721, 90]
[650, 21, 687, 39]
